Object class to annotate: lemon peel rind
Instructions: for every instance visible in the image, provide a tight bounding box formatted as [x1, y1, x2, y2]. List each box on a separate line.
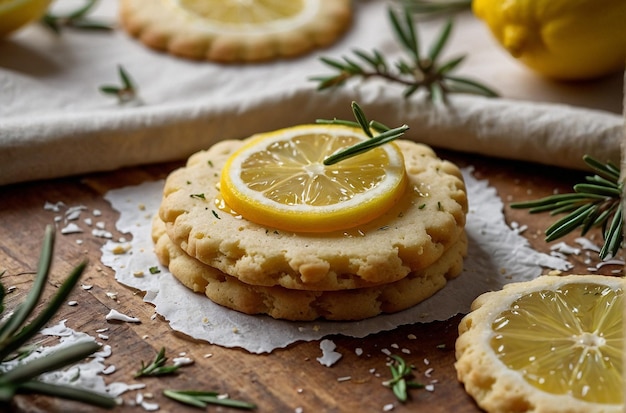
[220, 124, 408, 233]
[455, 275, 624, 413]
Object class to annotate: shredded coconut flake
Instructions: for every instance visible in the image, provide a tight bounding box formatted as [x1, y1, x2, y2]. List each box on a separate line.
[317, 339, 342, 367]
[550, 242, 580, 255]
[106, 309, 141, 323]
[61, 223, 83, 234]
[173, 357, 194, 367]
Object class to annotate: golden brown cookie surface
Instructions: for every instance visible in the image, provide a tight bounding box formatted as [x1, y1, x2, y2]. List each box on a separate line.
[119, 0, 352, 62]
[158, 137, 468, 290]
[152, 216, 467, 321]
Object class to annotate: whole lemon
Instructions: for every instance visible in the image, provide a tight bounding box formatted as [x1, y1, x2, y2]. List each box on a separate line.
[472, 0, 626, 80]
[0, 0, 52, 38]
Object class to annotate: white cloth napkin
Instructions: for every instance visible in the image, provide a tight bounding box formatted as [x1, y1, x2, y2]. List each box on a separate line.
[0, 0, 623, 185]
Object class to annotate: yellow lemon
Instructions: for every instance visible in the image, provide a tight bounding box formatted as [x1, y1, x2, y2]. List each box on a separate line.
[472, 0, 626, 80]
[0, 0, 51, 38]
[455, 274, 624, 413]
[219, 124, 408, 233]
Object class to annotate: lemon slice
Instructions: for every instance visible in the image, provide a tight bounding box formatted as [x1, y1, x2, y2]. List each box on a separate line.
[219, 124, 408, 233]
[119, 0, 352, 62]
[455, 275, 624, 413]
[0, 0, 51, 37]
[176, 0, 309, 31]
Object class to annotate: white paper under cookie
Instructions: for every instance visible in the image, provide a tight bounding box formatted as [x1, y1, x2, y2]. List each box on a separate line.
[101, 169, 570, 353]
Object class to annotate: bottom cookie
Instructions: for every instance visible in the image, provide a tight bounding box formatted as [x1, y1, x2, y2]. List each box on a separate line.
[153, 217, 467, 321]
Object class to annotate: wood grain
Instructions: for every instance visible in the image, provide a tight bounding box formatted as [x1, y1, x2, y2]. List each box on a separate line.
[0, 150, 620, 413]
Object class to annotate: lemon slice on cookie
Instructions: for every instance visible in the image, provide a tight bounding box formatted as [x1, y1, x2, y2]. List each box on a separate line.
[119, 0, 352, 62]
[455, 274, 624, 413]
[220, 124, 408, 233]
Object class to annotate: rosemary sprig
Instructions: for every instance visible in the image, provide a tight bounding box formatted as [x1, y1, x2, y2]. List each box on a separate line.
[0, 225, 116, 409]
[41, 0, 114, 33]
[382, 355, 424, 402]
[163, 389, 256, 410]
[316, 101, 409, 165]
[99, 65, 139, 104]
[510, 155, 623, 260]
[134, 347, 180, 378]
[311, 7, 498, 101]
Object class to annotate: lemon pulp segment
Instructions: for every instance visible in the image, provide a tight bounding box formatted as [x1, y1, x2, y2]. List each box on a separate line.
[178, 0, 303, 22]
[491, 282, 623, 404]
[175, 0, 314, 32]
[220, 125, 407, 233]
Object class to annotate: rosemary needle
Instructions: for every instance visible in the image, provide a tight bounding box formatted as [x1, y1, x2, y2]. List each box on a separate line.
[311, 7, 498, 102]
[135, 347, 180, 378]
[99, 65, 140, 104]
[510, 155, 623, 260]
[41, 0, 113, 33]
[383, 355, 424, 402]
[164, 389, 256, 410]
[316, 101, 409, 165]
[0, 225, 116, 409]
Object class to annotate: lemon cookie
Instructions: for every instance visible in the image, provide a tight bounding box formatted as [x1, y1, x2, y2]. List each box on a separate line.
[455, 275, 624, 413]
[153, 216, 467, 321]
[119, 0, 352, 62]
[158, 130, 468, 291]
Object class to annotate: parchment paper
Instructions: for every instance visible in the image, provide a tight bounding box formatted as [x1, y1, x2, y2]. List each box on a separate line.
[100, 168, 572, 353]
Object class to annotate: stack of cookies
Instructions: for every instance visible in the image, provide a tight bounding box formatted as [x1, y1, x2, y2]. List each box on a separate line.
[152, 139, 468, 321]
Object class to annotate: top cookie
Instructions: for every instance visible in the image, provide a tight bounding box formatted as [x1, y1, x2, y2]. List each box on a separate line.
[119, 0, 352, 62]
[159, 135, 468, 291]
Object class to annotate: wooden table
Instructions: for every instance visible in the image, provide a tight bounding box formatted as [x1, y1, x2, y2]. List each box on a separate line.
[0, 149, 619, 413]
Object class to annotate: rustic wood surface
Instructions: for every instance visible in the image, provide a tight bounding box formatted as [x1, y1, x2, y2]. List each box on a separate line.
[0, 150, 620, 413]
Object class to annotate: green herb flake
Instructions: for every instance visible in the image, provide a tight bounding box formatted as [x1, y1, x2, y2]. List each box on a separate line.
[383, 355, 425, 403]
[134, 347, 180, 378]
[190, 193, 206, 200]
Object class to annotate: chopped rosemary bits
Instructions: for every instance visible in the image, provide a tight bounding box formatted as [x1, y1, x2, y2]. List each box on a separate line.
[510, 155, 623, 260]
[311, 7, 498, 102]
[383, 355, 424, 402]
[99, 65, 139, 104]
[134, 347, 180, 378]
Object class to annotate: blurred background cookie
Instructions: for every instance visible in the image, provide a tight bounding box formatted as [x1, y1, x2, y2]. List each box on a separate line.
[119, 0, 352, 62]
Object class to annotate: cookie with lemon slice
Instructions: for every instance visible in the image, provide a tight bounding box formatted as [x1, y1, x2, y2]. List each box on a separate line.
[158, 123, 468, 292]
[119, 0, 352, 62]
[455, 274, 624, 413]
